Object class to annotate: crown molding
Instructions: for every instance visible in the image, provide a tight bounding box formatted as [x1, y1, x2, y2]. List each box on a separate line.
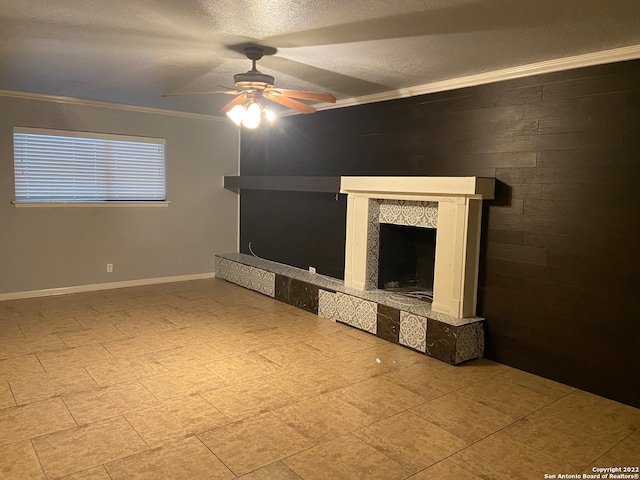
[319, 44, 640, 111]
[0, 89, 226, 121]
[2, 45, 639, 119]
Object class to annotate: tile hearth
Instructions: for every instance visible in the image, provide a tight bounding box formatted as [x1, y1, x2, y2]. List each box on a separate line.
[215, 253, 484, 365]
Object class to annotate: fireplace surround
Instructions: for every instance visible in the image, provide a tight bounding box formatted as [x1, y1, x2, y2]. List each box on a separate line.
[341, 176, 495, 319]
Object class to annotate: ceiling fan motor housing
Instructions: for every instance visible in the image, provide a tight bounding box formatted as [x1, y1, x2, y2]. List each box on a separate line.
[233, 71, 275, 89]
[233, 46, 275, 89]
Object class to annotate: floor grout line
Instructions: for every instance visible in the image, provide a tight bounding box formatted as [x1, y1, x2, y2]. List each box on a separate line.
[28, 438, 48, 479]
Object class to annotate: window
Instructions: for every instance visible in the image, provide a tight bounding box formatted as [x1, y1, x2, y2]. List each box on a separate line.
[13, 127, 166, 204]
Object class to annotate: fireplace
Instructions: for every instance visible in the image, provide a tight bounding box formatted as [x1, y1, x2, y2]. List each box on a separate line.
[216, 176, 492, 363]
[378, 223, 436, 299]
[341, 176, 495, 319]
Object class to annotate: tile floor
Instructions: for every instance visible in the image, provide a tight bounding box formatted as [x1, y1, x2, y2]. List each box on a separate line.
[0, 278, 638, 479]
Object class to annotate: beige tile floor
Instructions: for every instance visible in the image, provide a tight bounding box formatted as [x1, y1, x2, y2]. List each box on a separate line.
[0, 278, 638, 479]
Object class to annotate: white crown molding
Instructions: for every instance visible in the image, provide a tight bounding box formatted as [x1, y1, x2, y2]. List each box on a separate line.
[318, 44, 640, 111]
[0, 272, 215, 302]
[2, 45, 639, 119]
[0, 89, 225, 121]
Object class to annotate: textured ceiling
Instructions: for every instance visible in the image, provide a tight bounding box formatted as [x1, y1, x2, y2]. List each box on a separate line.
[1, 0, 639, 117]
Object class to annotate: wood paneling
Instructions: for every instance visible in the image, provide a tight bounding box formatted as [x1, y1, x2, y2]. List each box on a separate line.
[541, 69, 640, 101]
[523, 231, 638, 257]
[240, 59, 640, 408]
[485, 243, 547, 265]
[495, 165, 639, 185]
[471, 130, 623, 154]
[486, 229, 524, 246]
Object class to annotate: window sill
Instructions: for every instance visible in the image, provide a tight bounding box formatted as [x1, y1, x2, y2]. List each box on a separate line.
[12, 201, 171, 208]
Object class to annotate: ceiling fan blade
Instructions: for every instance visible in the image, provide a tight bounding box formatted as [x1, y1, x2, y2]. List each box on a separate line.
[220, 94, 248, 114]
[162, 89, 238, 97]
[264, 92, 316, 114]
[266, 88, 336, 104]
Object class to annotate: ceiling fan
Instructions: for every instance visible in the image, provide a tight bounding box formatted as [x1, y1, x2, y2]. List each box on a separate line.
[163, 46, 336, 128]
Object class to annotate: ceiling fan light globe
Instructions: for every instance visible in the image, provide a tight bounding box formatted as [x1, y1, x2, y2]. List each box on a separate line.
[226, 104, 246, 126]
[264, 109, 276, 123]
[242, 103, 262, 129]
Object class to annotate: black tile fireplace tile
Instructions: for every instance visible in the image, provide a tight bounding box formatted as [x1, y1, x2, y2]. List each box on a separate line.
[274, 274, 319, 314]
[274, 274, 287, 302]
[376, 304, 400, 344]
[426, 318, 457, 364]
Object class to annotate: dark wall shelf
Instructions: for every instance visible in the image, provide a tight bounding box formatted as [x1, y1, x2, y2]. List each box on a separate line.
[224, 176, 341, 193]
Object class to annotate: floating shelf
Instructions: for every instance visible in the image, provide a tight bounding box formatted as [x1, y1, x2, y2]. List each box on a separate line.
[224, 176, 342, 194]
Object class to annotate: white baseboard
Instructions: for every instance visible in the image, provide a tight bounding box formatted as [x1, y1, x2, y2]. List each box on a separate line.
[0, 272, 216, 301]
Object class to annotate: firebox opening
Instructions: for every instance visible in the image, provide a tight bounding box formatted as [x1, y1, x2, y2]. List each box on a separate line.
[377, 223, 436, 301]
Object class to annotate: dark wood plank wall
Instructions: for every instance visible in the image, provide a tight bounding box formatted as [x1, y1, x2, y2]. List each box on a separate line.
[240, 59, 640, 408]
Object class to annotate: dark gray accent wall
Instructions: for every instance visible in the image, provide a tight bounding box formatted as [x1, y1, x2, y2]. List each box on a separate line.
[0, 96, 239, 294]
[240, 60, 640, 408]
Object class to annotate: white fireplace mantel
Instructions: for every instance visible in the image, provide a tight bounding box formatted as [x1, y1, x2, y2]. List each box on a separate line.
[340, 176, 495, 319]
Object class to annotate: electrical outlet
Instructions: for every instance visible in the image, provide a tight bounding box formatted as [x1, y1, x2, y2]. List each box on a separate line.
[309, 266, 316, 274]
[106, 263, 113, 273]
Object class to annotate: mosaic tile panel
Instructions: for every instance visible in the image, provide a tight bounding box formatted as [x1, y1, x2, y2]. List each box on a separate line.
[365, 199, 438, 291]
[215, 257, 275, 297]
[214, 257, 234, 283]
[379, 200, 438, 228]
[318, 290, 338, 321]
[399, 311, 428, 353]
[247, 268, 275, 297]
[335, 292, 377, 334]
[455, 322, 484, 364]
[365, 199, 381, 290]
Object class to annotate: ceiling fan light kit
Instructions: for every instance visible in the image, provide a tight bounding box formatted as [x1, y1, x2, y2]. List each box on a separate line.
[165, 46, 336, 128]
[225, 95, 277, 129]
[226, 101, 276, 129]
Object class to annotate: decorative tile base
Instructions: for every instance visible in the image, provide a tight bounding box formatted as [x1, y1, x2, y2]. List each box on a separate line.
[456, 322, 485, 364]
[426, 318, 484, 364]
[215, 254, 484, 365]
[318, 289, 338, 320]
[275, 275, 319, 314]
[399, 312, 427, 353]
[215, 257, 275, 297]
[377, 305, 400, 344]
[336, 292, 377, 334]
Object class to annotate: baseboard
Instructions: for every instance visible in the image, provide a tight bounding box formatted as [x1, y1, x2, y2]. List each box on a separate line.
[0, 272, 216, 301]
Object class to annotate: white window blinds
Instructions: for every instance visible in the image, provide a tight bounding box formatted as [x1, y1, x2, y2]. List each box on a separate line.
[13, 127, 166, 203]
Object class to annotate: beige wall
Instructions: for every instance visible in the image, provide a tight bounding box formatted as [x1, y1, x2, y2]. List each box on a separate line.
[0, 95, 239, 294]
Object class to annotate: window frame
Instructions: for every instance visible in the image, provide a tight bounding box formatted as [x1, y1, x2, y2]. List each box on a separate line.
[12, 127, 169, 207]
